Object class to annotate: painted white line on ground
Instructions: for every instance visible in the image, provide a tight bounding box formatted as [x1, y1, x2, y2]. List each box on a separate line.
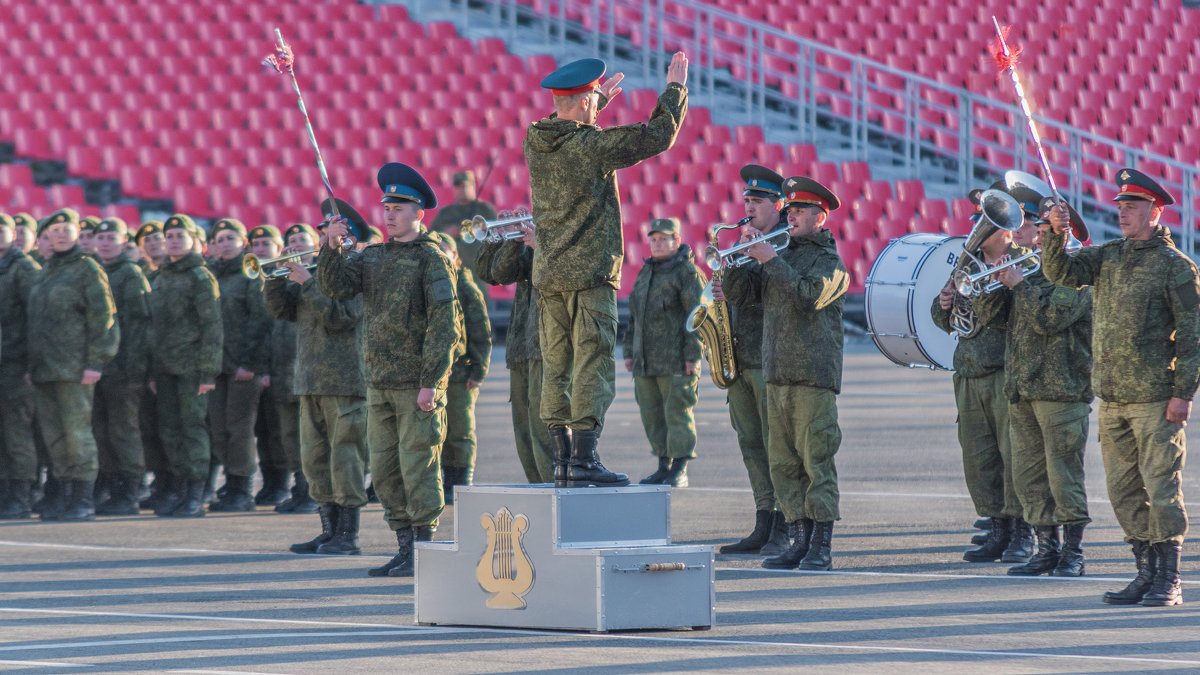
[0, 607, 454, 630]
[172, 670, 302, 675]
[0, 630, 440, 653]
[715, 565, 1192, 584]
[0, 659, 90, 668]
[0, 540, 392, 558]
[685, 486, 1116, 505]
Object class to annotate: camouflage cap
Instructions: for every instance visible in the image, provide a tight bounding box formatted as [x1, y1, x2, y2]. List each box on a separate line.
[96, 217, 128, 236]
[647, 217, 681, 236]
[11, 213, 36, 230]
[0, 213, 13, 230]
[80, 215, 102, 233]
[135, 220, 163, 244]
[37, 207, 81, 235]
[249, 224, 283, 243]
[212, 217, 247, 239]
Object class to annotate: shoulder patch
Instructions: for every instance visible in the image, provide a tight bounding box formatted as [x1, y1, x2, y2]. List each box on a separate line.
[431, 277, 455, 303]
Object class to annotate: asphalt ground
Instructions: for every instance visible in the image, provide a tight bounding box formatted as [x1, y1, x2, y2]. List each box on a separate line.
[2, 338, 1198, 673]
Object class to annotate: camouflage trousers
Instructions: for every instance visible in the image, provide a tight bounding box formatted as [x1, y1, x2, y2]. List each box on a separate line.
[92, 376, 146, 478]
[538, 285, 617, 431]
[139, 384, 167, 476]
[766, 383, 840, 523]
[511, 359, 553, 483]
[1009, 399, 1091, 527]
[208, 374, 263, 478]
[156, 373, 212, 481]
[34, 381, 99, 482]
[0, 373, 37, 481]
[299, 394, 368, 508]
[1098, 399, 1188, 545]
[367, 387, 446, 531]
[259, 387, 301, 473]
[953, 370, 1020, 519]
[441, 382, 480, 472]
[633, 372, 700, 460]
[727, 368, 775, 512]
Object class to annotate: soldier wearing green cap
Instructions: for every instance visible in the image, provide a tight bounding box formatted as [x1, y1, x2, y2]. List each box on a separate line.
[206, 217, 271, 512]
[26, 208, 120, 522]
[623, 217, 705, 487]
[130, 219, 168, 508]
[1043, 168, 1198, 607]
[11, 213, 37, 257]
[78, 215, 101, 258]
[136, 220, 166, 276]
[88, 217, 153, 515]
[0, 213, 42, 519]
[430, 169, 498, 309]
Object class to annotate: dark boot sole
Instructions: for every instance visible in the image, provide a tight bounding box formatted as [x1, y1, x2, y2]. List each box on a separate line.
[1141, 596, 1183, 607]
[316, 548, 362, 555]
[799, 563, 832, 571]
[1102, 593, 1147, 605]
[761, 560, 801, 570]
[719, 541, 767, 554]
[1049, 566, 1085, 577]
[564, 479, 631, 488]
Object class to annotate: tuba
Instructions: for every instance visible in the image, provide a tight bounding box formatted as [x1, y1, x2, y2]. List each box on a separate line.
[948, 189, 1023, 338]
[686, 219, 749, 389]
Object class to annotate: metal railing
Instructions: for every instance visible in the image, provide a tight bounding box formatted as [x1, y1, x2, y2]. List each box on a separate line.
[391, 0, 1198, 256]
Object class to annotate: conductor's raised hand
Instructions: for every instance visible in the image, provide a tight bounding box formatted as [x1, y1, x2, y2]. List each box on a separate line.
[324, 215, 349, 249]
[598, 72, 624, 101]
[666, 51, 688, 86]
[1047, 203, 1071, 236]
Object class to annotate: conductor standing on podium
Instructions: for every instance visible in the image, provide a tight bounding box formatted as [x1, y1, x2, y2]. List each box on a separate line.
[524, 52, 689, 488]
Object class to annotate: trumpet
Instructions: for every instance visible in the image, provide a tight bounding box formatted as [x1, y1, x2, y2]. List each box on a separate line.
[242, 248, 318, 279]
[461, 214, 533, 244]
[703, 226, 790, 271]
[953, 250, 1041, 297]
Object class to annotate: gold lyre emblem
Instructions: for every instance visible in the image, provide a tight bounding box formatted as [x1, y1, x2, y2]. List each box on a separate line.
[476, 507, 535, 609]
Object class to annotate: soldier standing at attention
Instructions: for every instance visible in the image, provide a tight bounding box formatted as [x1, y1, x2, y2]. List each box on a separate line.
[133, 220, 169, 510]
[474, 221, 554, 483]
[1042, 169, 1199, 607]
[430, 232, 491, 504]
[712, 165, 790, 555]
[135, 221, 166, 275]
[148, 215, 222, 518]
[26, 208, 119, 522]
[206, 218, 271, 512]
[267, 219, 368, 555]
[319, 162, 463, 578]
[11, 213, 38, 256]
[91, 217, 153, 515]
[524, 52, 688, 487]
[430, 171, 498, 309]
[78, 216, 100, 257]
[623, 217, 706, 487]
[724, 177, 848, 570]
[0, 213, 41, 519]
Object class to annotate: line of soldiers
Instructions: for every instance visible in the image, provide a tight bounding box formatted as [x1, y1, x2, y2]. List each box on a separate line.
[935, 168, 1195, 607]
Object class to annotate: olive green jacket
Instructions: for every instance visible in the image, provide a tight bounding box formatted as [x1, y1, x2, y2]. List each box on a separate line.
[316, 231, 463, 391]
[475, 240, 541, 366]
[930, 246, 1022, 378]
[150, 253, 222, 381]
[1042, 226, 1200, 402]
[265, 276, 365, 398]
[449, 267, 491, 384]
[101, 253, 153, 384]
[622, 245, 706, 376]
[524, 82, 688, 293]
[26, 246, 120, 383]
[0, 248, 40, 376]
[726, 230, 848, 391]
[208, 254, 271, 376]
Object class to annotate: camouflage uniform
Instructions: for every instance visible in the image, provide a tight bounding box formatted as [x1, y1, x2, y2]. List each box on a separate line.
[524, 82, 687, 431]
[1042, 226, 1199, 545]
[474, 240, 552, 482]
[265, 276, 367, 507]
[150, 252, 222, 481]
[138, 266, 167, 482]
[317, 230, 463, 532]
[27, 246, 119, 482]
[974, 267, 1093, 527]
[259, 315, 300, 476]
[0, 246, 40, 488]
[622, 244, 706, 460]
[207, 254, 271, 480]
[430, 199, 497, 307]
[442, 267, 491, 481]
[725, 230, 848, 522]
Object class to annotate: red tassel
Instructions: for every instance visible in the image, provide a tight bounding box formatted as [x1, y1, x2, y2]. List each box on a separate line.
[264, 43, 295, 75]
[991, 24, 1021, 72]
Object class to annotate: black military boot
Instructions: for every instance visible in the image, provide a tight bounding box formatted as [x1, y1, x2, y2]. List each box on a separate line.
[153, 476, 187, 517]
[720, 510, 772, 553]
[389, 525, 433, 577]
[1051, 523, 1086, 577]
[92, 472, 114, 507]
[1102, 540, 1156, 605]
[318, 506, 362, 555]
[974, 516, 991, 530]
[291, 503, 338, 553]
[964, 517, 1011, 562]
[369, 527, 414, 577]
[1001, 518, 1035, 563]
[39, 479, 68, 522]
[1141, 542, 1183, 607]
[210, 475, 256, 512]
[759, 511, 790, 555]
[1007, 526, 1059, 576]
[566, 429, 630, 487]
[62, 480, 96, 522]
[0, 480, 33, 519]
[548, 427, 572, 488]
[639, 457, 671, 485]
[170, 479, 208, 518]
[442, 466, 467, 505]
[96, 473, 141, 516]
[255, 469, 290, 506]
[140, 474, 169, 511]
[664, 458, 689, 487]
[799, 521, 834, 570]
[277, 472, 319, 514]
[762, 519, 814, 569]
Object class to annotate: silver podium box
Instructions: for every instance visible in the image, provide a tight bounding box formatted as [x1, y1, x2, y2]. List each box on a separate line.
[415, 485, 715, 632]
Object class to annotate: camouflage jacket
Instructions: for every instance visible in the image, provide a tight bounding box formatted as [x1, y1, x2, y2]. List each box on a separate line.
[0, 247, 41, 376]
[150, 253, 222, 381]
[622, 245, 706, 376]
[26, 246, 119, 383]
[1042, 226, 1200, 402]
[975, 267, 1093, 403]
[266, 316, 298, 402]
[727, 230, 848, 391]
[208, 254, 271, 376]
[449, 267, 491, 383]
[101, 252, 153, 384]
[524, 82, 688, 293]
[265, 276, 365, 398]
[316, 230, 464, 391]
[475, 240, 541, 366]
[930, 246, 1021, 379]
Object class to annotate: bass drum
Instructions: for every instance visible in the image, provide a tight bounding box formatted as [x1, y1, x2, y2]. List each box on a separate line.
[864, 233, 964, 370]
